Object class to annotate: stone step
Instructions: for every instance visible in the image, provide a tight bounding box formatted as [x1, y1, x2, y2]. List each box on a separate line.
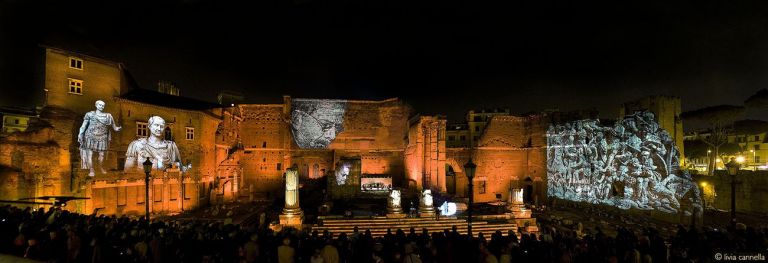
[319, 220, 482, 227]
[318, 217, 461, 223]
[310, 225, 519, 238]
[315, 222, 491, 230]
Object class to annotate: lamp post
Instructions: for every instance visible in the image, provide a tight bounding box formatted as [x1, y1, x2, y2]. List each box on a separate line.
[725, 157, 740, 225]
[707, 150, 711, 172]
[464, 158, 477, 238]
[142, 159, 153, 223]
[751, 149, 756, 171]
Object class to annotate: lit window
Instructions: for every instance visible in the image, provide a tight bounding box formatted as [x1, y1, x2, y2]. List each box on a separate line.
[69, 57, 83, 70]
[68, 78, 83, 94]
[136, 122, 148, 137]
[185, 127, 194, 140]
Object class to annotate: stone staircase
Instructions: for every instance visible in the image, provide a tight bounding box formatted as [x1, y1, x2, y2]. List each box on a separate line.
[311, 216, 519, 238]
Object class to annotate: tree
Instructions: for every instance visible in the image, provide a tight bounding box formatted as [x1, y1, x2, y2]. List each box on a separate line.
[682, 105, 745, 175]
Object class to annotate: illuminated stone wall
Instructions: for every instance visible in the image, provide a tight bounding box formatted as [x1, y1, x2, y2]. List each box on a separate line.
[86, 174, 211, 216]
[0, 125, 64, 202]
[236, 104, 290, 196]
[219, 97, 410, 199]
[405, 116, 447, 192]
[44, 47, 124, 115]
[453, 115, 549, 203]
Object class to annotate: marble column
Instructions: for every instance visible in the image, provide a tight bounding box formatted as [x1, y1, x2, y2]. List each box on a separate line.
[280, 168, 304, 229]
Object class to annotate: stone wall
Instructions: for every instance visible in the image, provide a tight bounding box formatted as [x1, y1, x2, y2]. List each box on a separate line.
[222, 97, 411, 200]
[44, 47, 123, 114]
[86, 171, 212, 216]
[446, 114, 549, 203]
[0, 125, 64, 201]
[405, 116, 447, 192]
[695, 171, 768, 215]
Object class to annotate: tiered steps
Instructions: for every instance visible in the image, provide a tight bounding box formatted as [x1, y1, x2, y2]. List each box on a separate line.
[311, 217, 518, 238]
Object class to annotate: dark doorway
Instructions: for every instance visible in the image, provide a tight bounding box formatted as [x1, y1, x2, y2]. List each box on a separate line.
[446, 165, 456, 195]
[524, 177, 534, 203]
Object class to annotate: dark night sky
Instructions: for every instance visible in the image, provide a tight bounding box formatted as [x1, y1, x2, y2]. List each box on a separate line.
[2, 0, 768, 122]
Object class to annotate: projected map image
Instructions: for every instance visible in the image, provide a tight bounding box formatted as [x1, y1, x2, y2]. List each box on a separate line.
[547, 111, 701, 214]
[291, 99, 347, 149]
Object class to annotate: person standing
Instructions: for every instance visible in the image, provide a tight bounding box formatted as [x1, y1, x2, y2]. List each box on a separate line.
[278, 238, 295, 263]
[321, 239, 339, 263]
[243, 234, 260, 263]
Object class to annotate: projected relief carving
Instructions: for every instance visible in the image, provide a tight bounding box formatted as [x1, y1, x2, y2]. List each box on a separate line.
[547, 111, 700, 214]
[291, 99, 347, 149]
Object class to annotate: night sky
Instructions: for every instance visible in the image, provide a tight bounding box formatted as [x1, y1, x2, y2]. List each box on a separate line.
[2, 0, 768, 122]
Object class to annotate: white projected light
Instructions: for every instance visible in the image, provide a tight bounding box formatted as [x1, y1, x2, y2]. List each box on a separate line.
[336, 162, 351, 185]
[546, 111, 701, 214]
[291, 99, 347, 149]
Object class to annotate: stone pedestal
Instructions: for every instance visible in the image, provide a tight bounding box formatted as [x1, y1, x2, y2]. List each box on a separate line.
[279, 212, 305, 230]
[280, 169, 303, 229]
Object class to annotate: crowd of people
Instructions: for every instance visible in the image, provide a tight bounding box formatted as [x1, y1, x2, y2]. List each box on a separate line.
[1, 205, 767, 263]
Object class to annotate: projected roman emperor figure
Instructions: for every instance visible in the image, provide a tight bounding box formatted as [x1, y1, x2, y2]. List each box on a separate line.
[291, 99, 346, 149]
[124, 116, 190, 173]
[78, 100, 121, 177]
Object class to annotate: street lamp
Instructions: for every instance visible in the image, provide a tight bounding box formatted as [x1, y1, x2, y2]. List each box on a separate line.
[463, 158, 477, 238]
[142, 159, 153, 223]
[725, 157, 740, 225]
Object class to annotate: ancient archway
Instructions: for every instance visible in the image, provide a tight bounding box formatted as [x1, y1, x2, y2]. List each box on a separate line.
[444, 157, 466, 197]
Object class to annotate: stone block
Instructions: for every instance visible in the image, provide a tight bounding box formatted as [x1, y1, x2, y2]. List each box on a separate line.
[386, 213, 407, 219]
[419, 212, 436, 218]
[280, 212, 304, 230]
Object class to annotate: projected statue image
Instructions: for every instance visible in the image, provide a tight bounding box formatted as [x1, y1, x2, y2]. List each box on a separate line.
[78, 100, 121, 177]
[547, 111, 700, 214]
[337, 163, 350, 185]
[124, 116, 191, 173]
[291, 99, 347, 149]
[422, 189, 433, 207]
